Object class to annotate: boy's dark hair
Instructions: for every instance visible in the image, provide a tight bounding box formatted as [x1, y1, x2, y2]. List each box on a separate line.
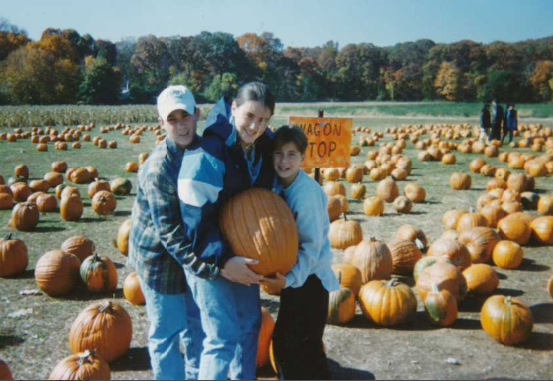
[273, 125, 308, 154]
[235, 82, 275, 116]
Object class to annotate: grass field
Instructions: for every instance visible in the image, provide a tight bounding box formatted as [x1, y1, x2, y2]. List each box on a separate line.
[0, 106, 552, 379]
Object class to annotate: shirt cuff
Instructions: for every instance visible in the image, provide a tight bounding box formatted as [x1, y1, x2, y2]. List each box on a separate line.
[284, 273, 294, 289]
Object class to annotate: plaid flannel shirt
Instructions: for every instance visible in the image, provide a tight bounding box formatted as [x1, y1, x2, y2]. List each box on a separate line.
[128, 136, 220, 294]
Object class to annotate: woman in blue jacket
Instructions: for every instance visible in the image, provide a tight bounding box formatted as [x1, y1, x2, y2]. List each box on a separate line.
[502, 103, 518, 144]
[178, 82, 275, 380]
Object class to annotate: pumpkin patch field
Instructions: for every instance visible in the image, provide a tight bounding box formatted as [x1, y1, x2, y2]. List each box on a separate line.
[1, 109, 553, 380]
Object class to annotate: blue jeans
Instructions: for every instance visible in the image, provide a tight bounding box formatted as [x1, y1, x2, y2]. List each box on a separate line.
[139, 277, 204, 380]
[185, 271, 261, 380]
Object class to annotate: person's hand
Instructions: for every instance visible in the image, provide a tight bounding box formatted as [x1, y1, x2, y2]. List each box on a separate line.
[260, 273, 286, 295]
[221, 257, 264, 286]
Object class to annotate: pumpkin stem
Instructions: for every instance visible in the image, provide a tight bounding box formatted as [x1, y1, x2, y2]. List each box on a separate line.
[343, 213, 348, 221]
[415, 238, 425, 251]
[505, 296, 512, 306]
[431, 283, 440, 293]
[99, 301, 113, 314]
[337, 271, 342, 285]
[6, 233, 13, 240]
[386, 278, 399, 287]
[77, 350, 94, 366]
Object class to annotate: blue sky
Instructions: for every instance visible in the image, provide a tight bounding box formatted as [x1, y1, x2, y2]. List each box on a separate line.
[2, 0, 553, 47]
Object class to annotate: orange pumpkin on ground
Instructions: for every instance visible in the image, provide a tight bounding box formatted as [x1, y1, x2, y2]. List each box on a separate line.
[351, 238, 393, 284]
[416, 262, 467, 303]
[80, 253, 118, 293]
[497, 216, 531, 246]
[48, 350, 111, 381]
[424, 284, 458, 327]
[395, 224, 428, 251]
[327, 287, 356, 326]
[35, 250, 81, 297]
[92, 191, 117, 215]
[219, 188, 298, 276]
[492, 241, 524, 269]
[376, 179, 399, 203]
[481, 295, 533, 346]
[463, 264, 499, 295]
[0, 234, 28, 278]
[256, 307, 276, 367]
[332, 263, 363, 296]
[388, 240, 422, 276]
[60, 194, 84, 222]
[428, 238, 471, 271]
[442, 209, 467, 230]
[123, 272, 146, 306]
[458, 227, 500, 264]
[69, 301, 133, 362]
[117, 220, 132, 256]
[413, 256, 453, 282]
[328, 215, 363, 250]
[10, 202, 39, 231]
[363, 197, 385, 216]
[529, 216, 553, 246]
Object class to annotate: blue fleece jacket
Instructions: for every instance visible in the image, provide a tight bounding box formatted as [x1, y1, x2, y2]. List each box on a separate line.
[177, 99, 275, 269]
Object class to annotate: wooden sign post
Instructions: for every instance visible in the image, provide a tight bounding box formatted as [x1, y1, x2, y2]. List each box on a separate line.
[289, 114, 353, 177]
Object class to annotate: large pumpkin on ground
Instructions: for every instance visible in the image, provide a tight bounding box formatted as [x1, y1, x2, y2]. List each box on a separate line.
[69, 301, 133, 363]
[463, 264, 499, 295]
[219, 188, 298, 276]
[48, 350, 111, 380]
[481, 295, 533, 346]
[332, 263, 363, 296]
[388, 240, 422, 276]
[416, 262, 467, 303]
[359, 278, 418, 327]
[428, 238, 471, 271]
[110, 178, 133, 196]
[35, 250, 81, 297]
[60, 194, 84, 222]
[351, 238, 393, 284]
[0, 234, 28, 278]
[529, 216, 553, 246]
[492, 241, 524, 269]
[61, 236, 95, 262]
[80, 253, 118, 293]
[458, 227, 500, 264]
[328, 215, 363, 250]
[10, 202, 39, 231]
[92, 191, 117, 215]
[413, 256, 453, 282]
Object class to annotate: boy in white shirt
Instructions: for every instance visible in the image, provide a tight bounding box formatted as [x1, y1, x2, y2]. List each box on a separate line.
[262, 125, 339, 380]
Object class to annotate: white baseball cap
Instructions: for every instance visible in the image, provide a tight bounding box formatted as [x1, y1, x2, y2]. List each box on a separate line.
[157, 85, 196, 121]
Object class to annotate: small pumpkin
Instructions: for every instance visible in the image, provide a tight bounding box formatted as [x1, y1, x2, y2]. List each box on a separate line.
[424, 284, 458, 327]
[125, 162, 139, 173]
[71, 168, 92, 184]
[88, 179, 111, 198]
[403, 183, 426, 203]
[345, 167, 364, 183]
[35, 250, 81, 297]
[36, 193, 58, 213]
[92, 191, 117, 215]
[497, 216, 531, 246]
[351, 238, 393, 284]
[60, 185, 81, 200]
[481, 295, 533, 346]
[48, 350, 111, 381]
[359, 278, 418, 327]
[323, 181, 346, 197]
[327, 196, 343, 222]
[463, 264, 499, 295]
[117, 220, 132, 256]
[442, 209, 467, 230]
[480, 205, 507, 229]
[10, 202, 39, 231]
[469, 158, 486, 173]
[393, 196, 413, 214]
[52, 161, 68, 173]
[61, 236, 95, 262]
[329, 214, 364, 250]
[332, 263, 363, 296]
[123, 272, 145, 306]
[350, 183, 366, 200]
[537, 196, 553, 216]
[395, 224, 428, 250]
[0, 193, 13, 210]
[456, 210, 488, 232]
[327, 283, 356, 325]
[69, 301, 133, 362]
[10, 182, 32, 202]
[29, 179, 50, 193]
[335, 194, 349, 213]
[0, 233, 28, 278]
[14, 165, 29, 179]
[492, 240, 524, 269]
[376, 179, 399, 203]
[363, 197, 385, 216]
[80, 253, 118, 293]
[60, 194, 84, 222]
[450, 172, 472, 190]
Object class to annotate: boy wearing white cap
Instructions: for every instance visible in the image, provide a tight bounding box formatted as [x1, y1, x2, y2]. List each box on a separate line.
[128, 85, 220, 380]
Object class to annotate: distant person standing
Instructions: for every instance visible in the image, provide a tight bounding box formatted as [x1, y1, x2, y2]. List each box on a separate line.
[479, 103, 491, 143]
[502, 103, 518, 144]
[490, 99, 504, 141]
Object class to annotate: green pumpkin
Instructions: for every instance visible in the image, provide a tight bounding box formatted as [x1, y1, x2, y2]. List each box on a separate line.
[110, 178, 133, 196]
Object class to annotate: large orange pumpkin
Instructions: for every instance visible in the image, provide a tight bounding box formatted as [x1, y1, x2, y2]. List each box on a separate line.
[80, 253, 118, 293]
[359, 278, 417, 327]
[350, 183, 366, 200]
[351, 238, 393, 284]
[10, 182, 32, 202]
[449, 172, 472, 190]
[0, 234, 28, 278]
[376, 179, 399, 203]
[69, 301, 133, 362]
[416, 262, 467, 303]
[328, 215, 364, 250]
[497, 216, 531, 246]
[10, 202, 39, 231]
[323, 181, 346, 197]
[395, 224, 428, 250]
[0, 193, 13, 211]
[219, 188, 298, 276]
[463, 264, 499, 295]
[48, 350, 111, 381]
[123, 272, 145, 306]
[87, 180, 111, 199]
[458, 227, 500, 264]
[481, 295, 533, 346]
[413, 256, 453, 282]
[256, 307, 275, 367]
[492, 240, 524, 269]
[442, 209, 467, 230]
[530, 216, 553, 246]
[36, 194, 58, 213]
[456, 210, 488, 232]
[363, 197, 385, 216]
[92, 191, 117, 216]
[424, 284, 458, 327]
[61, 236, 95, 262]
[60, 194, 84, 222]
[538, 196, 553, 216]
[35, 250, 81, 297]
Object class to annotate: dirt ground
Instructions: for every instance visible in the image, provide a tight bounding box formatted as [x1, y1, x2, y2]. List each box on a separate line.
[0, 115, 552, 380]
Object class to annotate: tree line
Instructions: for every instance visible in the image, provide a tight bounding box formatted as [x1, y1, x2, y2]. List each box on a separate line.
[0, 19, 552, 105]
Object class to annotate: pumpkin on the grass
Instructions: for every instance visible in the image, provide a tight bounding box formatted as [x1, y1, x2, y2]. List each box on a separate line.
[497, 216, 532, 246]
[463, 264, 499, 295]
[88, 179, 111, 199]
[328, 214, 364, 250]
[351, 238, 393, 284]
[481, 295, 533, 346]
[0, 359, 13, 381]
[327, 286, 356, 326]
[69, 301, 133, 363]
[359, 278, 417, 327]
[48, 350, 110, 381]
[80, 253, 118, 293]
[60, 194, 84, 222]
[413, 256, 453, 283]
[363, 197, 385, 216]
[424, 284, 458, 327]
[92, 191, 117, 215]
[458, 227, 500, 264]
[416, 262, 467, 303]
[0, 233, 28, 278]
[123, 272, 145, 306]
[10, 202, 39, 231]
[35, 250, 81, 297]
[256, 307, 275, 368]
[110, 178, 132, 196]
[529, 216, 553, 246]
[442, 209, 467, 230]
[327, 196, 343, 222]
[219, 188, 298, 276]
[492, 241, 524, 269]
[427, 238, 472, 271]
[0, 193, 13, 211]
[116, 220, 132, 256]
[388, 240, 422, 276]
[332, 263, 362, 296]
[395, 224, 428, 250]
[61, 236, 95, 262]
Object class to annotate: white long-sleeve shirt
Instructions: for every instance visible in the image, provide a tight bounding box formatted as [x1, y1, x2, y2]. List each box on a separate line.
[273, 170, 340, 292]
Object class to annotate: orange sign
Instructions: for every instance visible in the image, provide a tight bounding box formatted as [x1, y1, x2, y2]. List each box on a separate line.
[289, 116, 353, 169]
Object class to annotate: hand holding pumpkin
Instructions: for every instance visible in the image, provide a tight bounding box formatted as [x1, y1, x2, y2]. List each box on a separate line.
[221, 256, 264, 286]
[260, 273, 286, 295]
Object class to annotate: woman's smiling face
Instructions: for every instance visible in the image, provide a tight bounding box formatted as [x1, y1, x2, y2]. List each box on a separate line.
[231, 100, 272, 149]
